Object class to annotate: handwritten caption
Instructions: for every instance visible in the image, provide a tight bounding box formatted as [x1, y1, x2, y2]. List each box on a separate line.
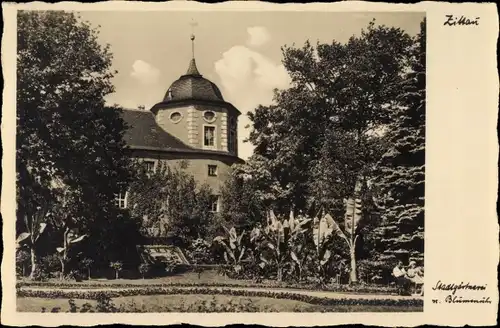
[444, 15, 480, 26]
[431, 280, 492, 304]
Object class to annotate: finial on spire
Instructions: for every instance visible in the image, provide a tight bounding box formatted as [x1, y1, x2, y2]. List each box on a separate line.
[189, 19, 198, 59]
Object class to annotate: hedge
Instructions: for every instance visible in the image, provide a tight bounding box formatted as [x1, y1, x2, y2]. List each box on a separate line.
[17, 287, 423, 308]
[16, 281, 398, 295]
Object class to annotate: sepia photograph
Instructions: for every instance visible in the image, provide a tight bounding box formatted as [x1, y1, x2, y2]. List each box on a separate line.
[11, 8, 427, 314]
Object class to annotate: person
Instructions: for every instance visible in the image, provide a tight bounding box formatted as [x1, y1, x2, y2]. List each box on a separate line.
[406, 261, 424, 296]
[392, 261, 411, 295]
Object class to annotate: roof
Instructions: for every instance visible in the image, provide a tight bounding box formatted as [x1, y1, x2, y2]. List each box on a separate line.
[163, 58, 224, 103]
[120, 109, 244, 164]
[121, 109, 191, 150]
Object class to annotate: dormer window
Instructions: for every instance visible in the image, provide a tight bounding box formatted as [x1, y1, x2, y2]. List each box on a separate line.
[167, 89, 173, 99]
[203, 111, 216, 123]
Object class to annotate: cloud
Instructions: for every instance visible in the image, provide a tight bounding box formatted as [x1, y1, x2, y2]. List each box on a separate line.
[214, 45, 291, 160]
[246, 26, 271, 48]
[215, 45, 290, 111]
[130, 60, 160, 85]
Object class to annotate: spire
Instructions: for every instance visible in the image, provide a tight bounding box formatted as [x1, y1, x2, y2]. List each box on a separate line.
[186, 58, 201, 76]
[190, 33, 195, 59]
[186, 19, 201, 76]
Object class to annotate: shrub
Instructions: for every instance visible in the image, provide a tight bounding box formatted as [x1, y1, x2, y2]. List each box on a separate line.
[16, 249, 31, 277]
[95, 292, 118, 313]
[31, 266, 50, 282]
[66, 269, 85, 282]
[138, 263, 151, 279]
[186, 238, 212, 265]
[81, 258, 94, 280]
[40, 254, 62, 277]
[109, 261, 123, 279]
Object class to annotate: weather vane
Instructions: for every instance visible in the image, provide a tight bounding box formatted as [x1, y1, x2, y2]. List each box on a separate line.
[189, 19, 198, 59]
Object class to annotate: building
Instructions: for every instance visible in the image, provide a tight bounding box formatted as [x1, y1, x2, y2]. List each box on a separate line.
[117, 35, 243, 213]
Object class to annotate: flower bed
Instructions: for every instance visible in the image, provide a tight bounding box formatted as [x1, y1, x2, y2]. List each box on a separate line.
[17, 280, 398, 295]
[17, 287, 423, 308]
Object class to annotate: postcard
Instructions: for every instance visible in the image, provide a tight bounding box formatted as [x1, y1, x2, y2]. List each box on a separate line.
[1, 1, 498, 326]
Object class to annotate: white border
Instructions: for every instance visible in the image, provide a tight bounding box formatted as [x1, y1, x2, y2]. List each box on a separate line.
[2, 1, 499, 327]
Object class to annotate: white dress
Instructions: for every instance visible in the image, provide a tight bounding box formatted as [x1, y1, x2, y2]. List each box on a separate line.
[407, 267, 424, 284]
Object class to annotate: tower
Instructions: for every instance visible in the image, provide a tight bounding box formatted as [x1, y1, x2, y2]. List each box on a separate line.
[151, 32, 240, 157]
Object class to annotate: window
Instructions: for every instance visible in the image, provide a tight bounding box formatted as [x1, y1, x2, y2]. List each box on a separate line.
[203, 111, 216, 123]
[170, 111, 182, 123]
[144, 160, 155, 173]
[208, 165, 218, 177]
[229, 130, 236, 153]
[204, 126, 215, 147]
[114, 188, 128, 209]
[210, 195, 220, 213]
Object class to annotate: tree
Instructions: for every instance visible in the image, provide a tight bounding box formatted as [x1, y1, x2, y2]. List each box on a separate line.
[246, 20, 414, 215]
[16, 248, 31, 277]
[81, 258, 94, 280]
[16, 198, 50, 279]
[17, 11, 131, 276]
[373, 20, 426, 265]
[252, 210, 311, 282]
[128, 161, 215, 246]
[138, 263, 150, 279]
[109, 261, 123, 280]
[213, 227, 247, 276]
[55, 227, 87, 279]
[220, 167, 266, 230]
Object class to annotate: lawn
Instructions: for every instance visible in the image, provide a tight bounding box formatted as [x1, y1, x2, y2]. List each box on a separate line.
[17, 295, 422, 313]
[19, 270, 251, 286]
[18, 269, 401, 296]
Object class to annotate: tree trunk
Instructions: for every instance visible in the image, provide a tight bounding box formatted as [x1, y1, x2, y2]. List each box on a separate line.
[88, 268, 91, 280]
[29, 247, 37, 279]
[277, 265, 282, 282]
[115, 271, 119, 280]
[60, 258, 65, 280]
[349, 245, 357, 284]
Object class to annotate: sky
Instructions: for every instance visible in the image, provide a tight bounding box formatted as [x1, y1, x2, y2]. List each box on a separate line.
[78, 11, 425, 160]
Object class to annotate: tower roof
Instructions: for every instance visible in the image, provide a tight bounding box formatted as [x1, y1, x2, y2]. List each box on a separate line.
[163, 58, 224, 102]
[186, 58, 201, 76]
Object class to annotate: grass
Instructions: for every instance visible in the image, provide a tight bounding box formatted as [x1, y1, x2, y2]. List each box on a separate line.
[18, 270, 400, 296]
[17, 295, 423, 313]
[19, 270, 250, 286]
[17, 297, 97, 312]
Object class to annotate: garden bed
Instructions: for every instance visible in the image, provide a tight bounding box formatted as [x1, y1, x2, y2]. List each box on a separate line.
[17, 294, 422, 313]
[17, 286, 423, 309]
[17, 275, 398, 295]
